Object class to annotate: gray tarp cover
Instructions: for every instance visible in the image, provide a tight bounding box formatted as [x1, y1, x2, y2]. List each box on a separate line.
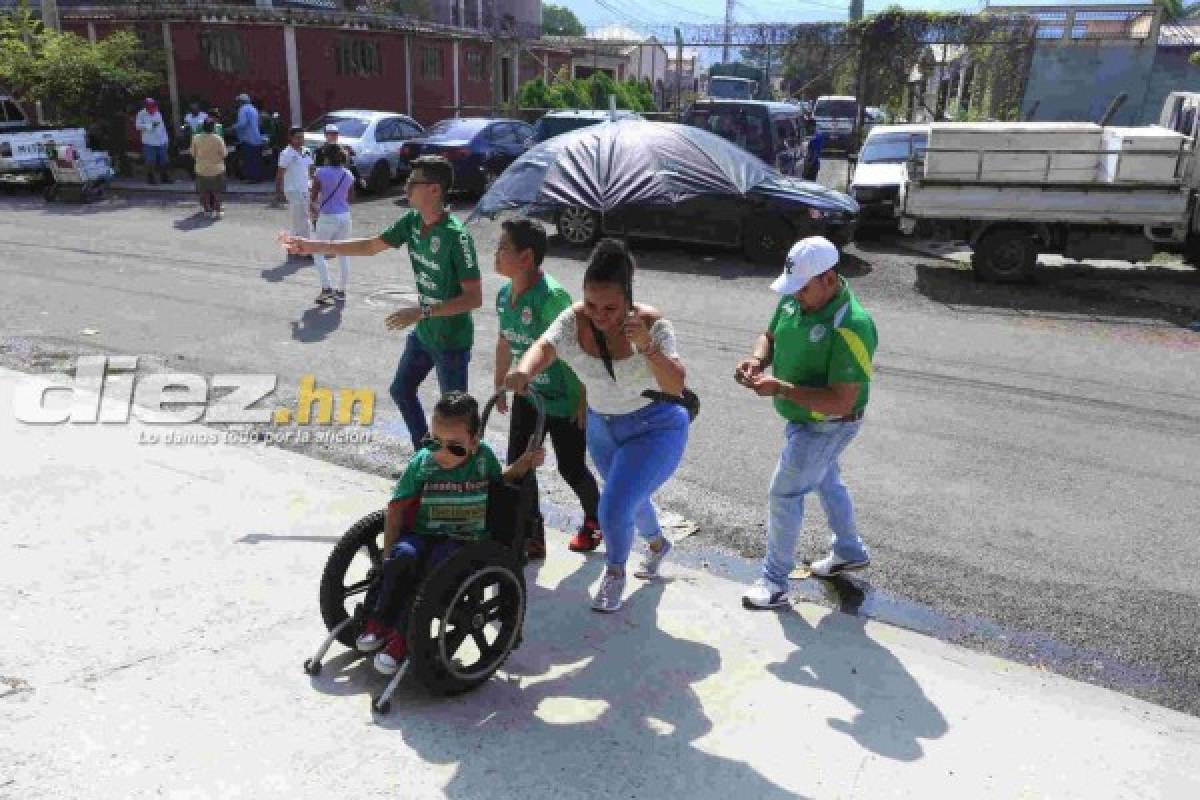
[473, 119, 777, 219]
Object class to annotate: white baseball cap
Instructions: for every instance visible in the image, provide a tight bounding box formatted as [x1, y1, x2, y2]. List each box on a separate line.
[769, 236, 840, 294]
[324, 123, 339, 134]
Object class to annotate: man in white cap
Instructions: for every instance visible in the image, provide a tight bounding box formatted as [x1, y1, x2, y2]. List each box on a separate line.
[734, 236, 878, 609]
[314, 123, 349, 168]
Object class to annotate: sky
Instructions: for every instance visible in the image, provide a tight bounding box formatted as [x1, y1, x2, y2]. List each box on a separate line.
[557, 0, 1151, 31]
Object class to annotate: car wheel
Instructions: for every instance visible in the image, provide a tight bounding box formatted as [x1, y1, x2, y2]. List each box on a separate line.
[972, 226, 1037, 282]
[743, 217, 795, 264]
[557, 207, 600, 247]
[368, 162, 391, 195]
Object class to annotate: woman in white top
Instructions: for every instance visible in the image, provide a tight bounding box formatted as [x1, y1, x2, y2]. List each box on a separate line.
[505, 239, 690, 612]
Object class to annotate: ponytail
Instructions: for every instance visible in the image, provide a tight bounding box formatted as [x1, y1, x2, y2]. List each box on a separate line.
[583, 238, 636, 382]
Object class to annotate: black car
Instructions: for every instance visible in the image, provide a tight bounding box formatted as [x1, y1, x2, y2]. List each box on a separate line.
[540, 174, 857, 264]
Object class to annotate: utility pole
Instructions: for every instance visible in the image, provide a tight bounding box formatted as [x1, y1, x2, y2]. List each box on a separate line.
[41, 0, 60, 32]
[849, 0, 864, 23]
[722, 0, 734, 62]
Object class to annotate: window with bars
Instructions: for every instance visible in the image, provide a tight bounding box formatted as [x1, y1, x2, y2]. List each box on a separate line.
[336, 38, 383, 78]
[199, 30, 248, 74]
[420, 47, 444, 80]
[466, 50, 485, 82]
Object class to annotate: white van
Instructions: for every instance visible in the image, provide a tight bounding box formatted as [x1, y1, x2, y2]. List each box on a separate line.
[849, 124, 928, 226]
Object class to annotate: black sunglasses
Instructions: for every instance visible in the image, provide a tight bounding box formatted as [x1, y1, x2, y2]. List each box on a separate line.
[421, 434, 468, 458]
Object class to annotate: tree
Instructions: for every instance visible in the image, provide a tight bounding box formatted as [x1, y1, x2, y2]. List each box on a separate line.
[543, 4, 585, 37]
[1154, 0, 1200, 20]
[0, 1, 163, 169]
[362, 0, 433, 19]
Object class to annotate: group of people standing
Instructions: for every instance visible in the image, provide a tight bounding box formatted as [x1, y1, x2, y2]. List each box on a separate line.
[279, 153, 877, 614]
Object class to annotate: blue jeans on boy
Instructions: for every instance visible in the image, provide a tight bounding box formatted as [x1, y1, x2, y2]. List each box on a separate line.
[762, 419, 868, 587]
[389, 331, 470, 450]
[368, 533, 464, 631]
[587, 402, 689, 569]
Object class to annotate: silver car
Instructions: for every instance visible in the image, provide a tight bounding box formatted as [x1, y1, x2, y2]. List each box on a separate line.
[303, 110, 424, 194]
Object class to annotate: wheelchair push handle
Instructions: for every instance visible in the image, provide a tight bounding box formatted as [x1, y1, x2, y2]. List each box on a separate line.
[481, 386, 546, 455]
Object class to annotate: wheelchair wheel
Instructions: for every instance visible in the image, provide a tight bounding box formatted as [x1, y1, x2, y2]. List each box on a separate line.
[318, 509, 385, 649]
[407, 541, 526, 695]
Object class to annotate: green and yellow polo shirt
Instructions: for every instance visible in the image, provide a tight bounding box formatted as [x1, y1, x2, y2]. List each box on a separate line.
[767, 278, 877, 424]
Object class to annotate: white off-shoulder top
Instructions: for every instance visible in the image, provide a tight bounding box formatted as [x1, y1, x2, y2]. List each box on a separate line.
[542, 309, 679, 416]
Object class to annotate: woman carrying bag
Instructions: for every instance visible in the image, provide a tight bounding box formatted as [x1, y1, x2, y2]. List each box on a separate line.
[505, 238, 692, 613]
[309, 144, 354, 305]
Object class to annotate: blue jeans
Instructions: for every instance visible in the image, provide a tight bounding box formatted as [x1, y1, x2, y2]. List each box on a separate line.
[142, 144, 167, 168]
[762, 419, 868, 587]
[367, 533, 463, 631]
[238, 142, 263, 181]
[587, 402, 689, 569]
[389, 331, 470, 450]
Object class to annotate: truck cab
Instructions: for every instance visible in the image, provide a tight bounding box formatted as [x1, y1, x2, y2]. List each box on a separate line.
[707, 76, 757, 101]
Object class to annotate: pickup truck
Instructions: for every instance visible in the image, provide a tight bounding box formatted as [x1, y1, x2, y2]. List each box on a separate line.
[898, 91, 1200, 281]
[0, 94, 89, 184]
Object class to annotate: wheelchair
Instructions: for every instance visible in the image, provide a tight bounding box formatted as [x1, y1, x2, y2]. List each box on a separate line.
[303, 391, 545, 715]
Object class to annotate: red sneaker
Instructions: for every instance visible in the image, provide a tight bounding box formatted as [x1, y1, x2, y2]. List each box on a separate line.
[373, 633, 408, 675]
[568, 519, 603, 553]
[355, 617, 391, 653]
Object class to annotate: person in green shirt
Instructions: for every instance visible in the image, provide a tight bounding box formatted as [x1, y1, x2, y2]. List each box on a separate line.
[492, 218, 601, 560]
[733, 236, 878, 610]
[281, 155, 483, 450]
[355, 391, 544, 675]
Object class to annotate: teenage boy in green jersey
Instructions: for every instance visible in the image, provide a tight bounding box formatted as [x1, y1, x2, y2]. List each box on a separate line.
[356, 391, 544, 675]
[282, 156, 483, 450]
[733, 236, 878, 610]
[493, 218, 602, 559]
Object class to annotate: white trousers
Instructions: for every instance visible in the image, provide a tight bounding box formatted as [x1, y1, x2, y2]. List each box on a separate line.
[313, 212, 352, 290]
[285, 191, 312, 237]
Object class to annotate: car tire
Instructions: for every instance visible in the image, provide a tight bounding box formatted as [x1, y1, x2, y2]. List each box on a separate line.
[557, 207, 600, 247]
[972, 226, 1037, 283]
[743, 217, 795, 264]
[368, 162, 391, 195]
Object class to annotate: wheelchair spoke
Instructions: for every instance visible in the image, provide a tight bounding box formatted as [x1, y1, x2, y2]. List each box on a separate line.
[471, 630, 489, 656]
[342, 577, 372, 599]
[481, 596, 505, 619]
[445, 626, 469, 658]
[365, 538, 382, 567]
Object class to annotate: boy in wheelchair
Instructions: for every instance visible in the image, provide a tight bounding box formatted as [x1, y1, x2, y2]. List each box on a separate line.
[356, 391, 543, 674]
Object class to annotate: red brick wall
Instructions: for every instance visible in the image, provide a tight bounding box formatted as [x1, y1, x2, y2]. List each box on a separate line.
[294, 27, 409, 126]
[170, 23, 290, 120]
[459, 41, 493, 117]
[410, 38, 456, 125]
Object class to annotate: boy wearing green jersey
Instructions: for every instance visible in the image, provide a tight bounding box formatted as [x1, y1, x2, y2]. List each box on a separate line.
[493, 218, 602, 559]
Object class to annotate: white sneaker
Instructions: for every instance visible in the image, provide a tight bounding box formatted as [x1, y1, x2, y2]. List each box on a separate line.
[810, 552, 870, 578]
[742, 578, 790, 610]
[634, 536, 672, 580]
[591, 571, 626, 613]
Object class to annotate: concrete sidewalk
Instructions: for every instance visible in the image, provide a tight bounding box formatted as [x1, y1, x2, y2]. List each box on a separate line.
[110, 176, 275, 196]
[1, 366, 1198, 800]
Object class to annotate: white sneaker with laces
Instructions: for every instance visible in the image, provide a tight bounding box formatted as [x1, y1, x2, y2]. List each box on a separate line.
[355, 631, 386, 653]
[591, 571, 626, 613]
[742, 578, 790, 610]
[810, 551, 870, 578]
[634, 536, 672, 580]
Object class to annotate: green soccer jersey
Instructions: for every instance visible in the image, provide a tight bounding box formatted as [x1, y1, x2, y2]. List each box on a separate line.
[497, 274, 582, 419]
[390, 442, 503, 539]
[768, 278, 878, 424]
[380, 209, 482, 352]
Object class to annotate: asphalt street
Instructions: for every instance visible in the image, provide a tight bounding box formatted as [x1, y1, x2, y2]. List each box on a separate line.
[2, 182, 1199, 715]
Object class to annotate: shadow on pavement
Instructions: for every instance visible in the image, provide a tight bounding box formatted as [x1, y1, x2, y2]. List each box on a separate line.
[261, 257, 310, 284]
[768, 576, 948, 763]
[548, 234, 781, 282]
[291, 302, 343, 343]
[914, 261, 1200, 327]
[172, 211, 214, 231]
[310, 560, 806, 798]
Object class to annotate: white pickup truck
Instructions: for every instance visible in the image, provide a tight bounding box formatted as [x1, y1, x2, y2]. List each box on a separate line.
[898, 91, 1200, 281]
[0, 94, 89, 184]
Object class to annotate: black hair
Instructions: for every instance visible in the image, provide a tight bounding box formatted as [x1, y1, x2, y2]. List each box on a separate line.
[201, 118, 215, 134]
[433, 391, 481, 438]
[288, 125, 304, 136]
[321, 143, 347, 167]
[583, 238, 636, 381]
[501, 217, 547, 267]
[412, 155, 454, 195]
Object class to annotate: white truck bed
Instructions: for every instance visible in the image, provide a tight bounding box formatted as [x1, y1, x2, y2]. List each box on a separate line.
[901, 181, 1189, 226]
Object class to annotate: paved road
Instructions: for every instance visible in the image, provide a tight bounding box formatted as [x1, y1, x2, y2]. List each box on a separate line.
[2, 187, 1199, 714]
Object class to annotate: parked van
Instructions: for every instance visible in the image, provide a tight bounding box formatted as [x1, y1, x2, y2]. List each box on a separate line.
[683, 100, 805, 174]
[813, 95, 859, 151]
[849, 124, 929, 226]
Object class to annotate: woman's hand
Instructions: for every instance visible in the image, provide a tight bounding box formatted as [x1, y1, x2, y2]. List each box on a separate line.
[504, 369, 533, 396]
[622, 311, 655, 353]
